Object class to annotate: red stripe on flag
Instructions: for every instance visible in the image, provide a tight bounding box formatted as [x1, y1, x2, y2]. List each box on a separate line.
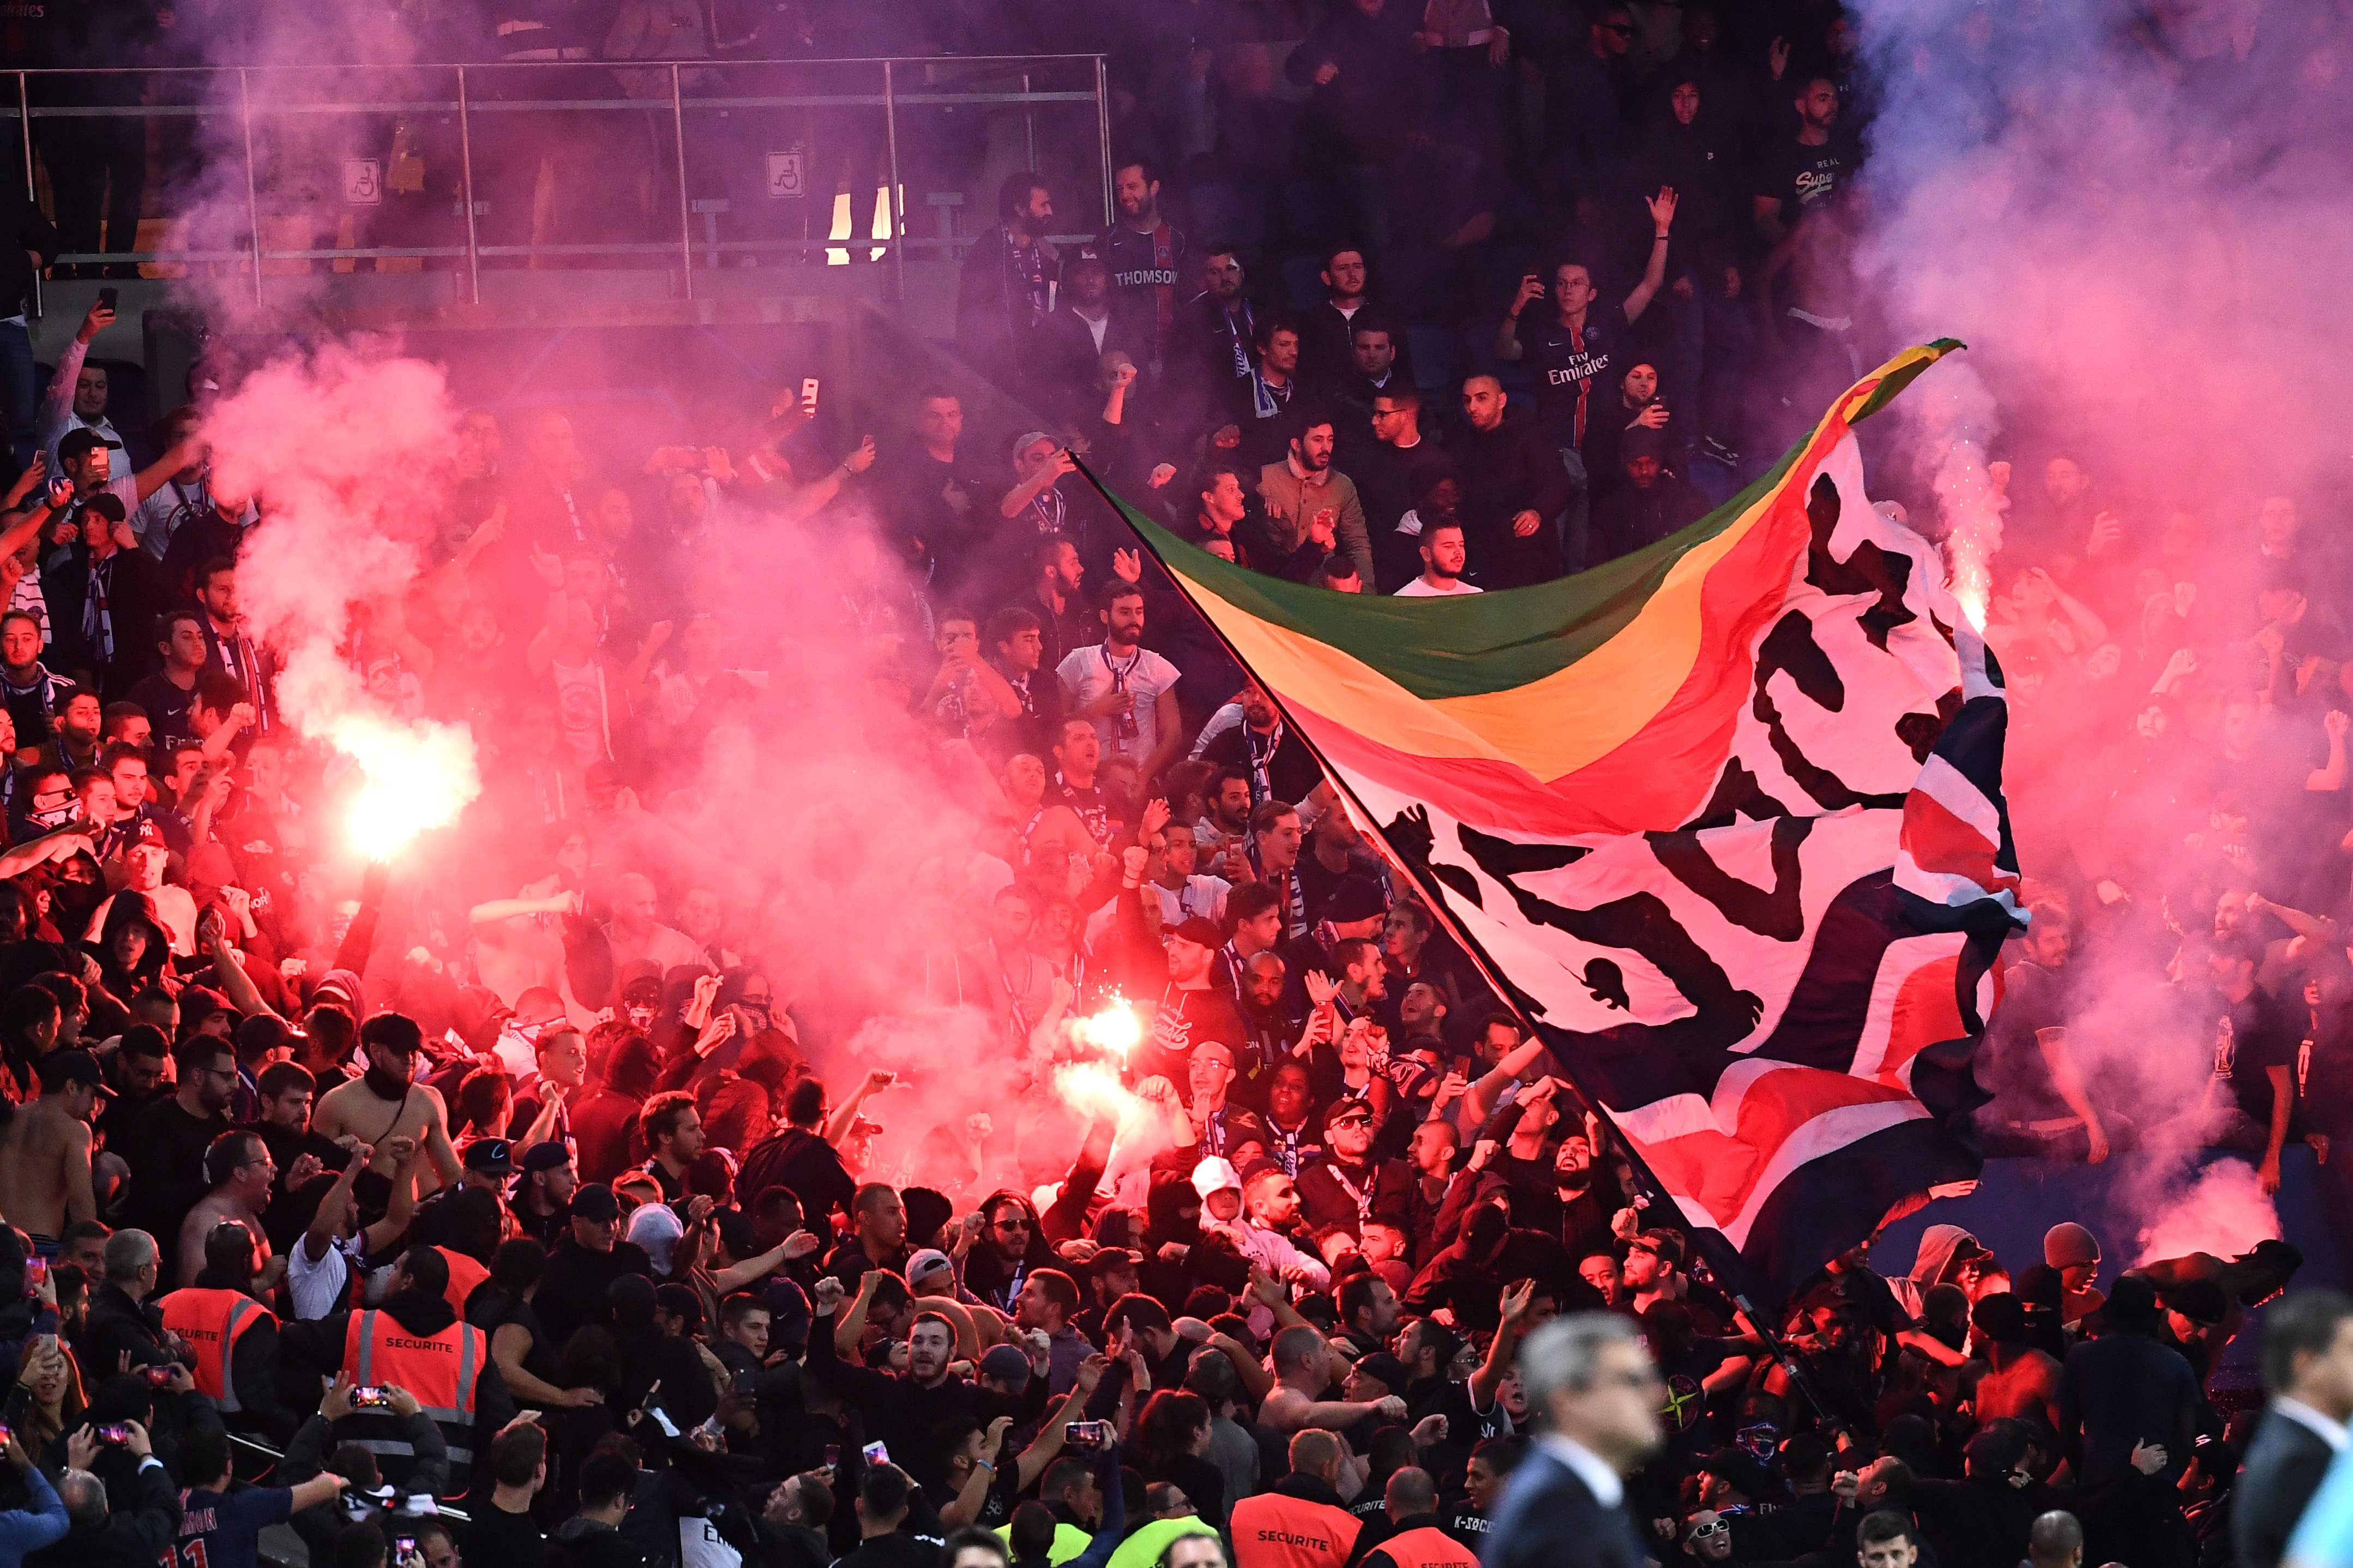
[1900, 791, 1996, 873]
[1873, 954, 1966, 1085]
[1634, 1068, 1919, 1231]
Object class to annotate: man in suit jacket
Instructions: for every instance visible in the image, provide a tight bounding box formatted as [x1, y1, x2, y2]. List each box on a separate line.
[1484, 1314, 1662, 1568]
[2237, 1289, 2353, 1568]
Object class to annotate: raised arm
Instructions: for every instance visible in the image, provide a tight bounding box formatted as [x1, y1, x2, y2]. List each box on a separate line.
[1620, 189, 1678, 324]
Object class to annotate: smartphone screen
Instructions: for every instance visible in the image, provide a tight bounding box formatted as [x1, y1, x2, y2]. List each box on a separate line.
[861, 1439, 890, 1465]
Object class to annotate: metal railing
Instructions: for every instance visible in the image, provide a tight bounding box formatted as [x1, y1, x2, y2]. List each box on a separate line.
[6, 56, 1114, 307]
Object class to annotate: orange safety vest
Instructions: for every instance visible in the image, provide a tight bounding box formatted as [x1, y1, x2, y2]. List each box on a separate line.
[158, 1288, 275, 1413]
[1230, 1491, 1361, 1568]
[341, 1308, 489, 1464]
[434, 1246, 491, 1316]
[1367, 1527, 1479, 1568]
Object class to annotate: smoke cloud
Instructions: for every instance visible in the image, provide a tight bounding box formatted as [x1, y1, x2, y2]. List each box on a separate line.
[1850, 0, 2348, 1263]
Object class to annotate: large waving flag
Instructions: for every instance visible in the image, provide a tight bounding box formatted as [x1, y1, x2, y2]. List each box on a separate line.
[1102, 342, 2025, 1299]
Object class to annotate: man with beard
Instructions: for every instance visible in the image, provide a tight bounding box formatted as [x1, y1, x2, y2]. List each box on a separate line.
[1543, 1136, 1616, 1261]
[1452, 377, 1572, 588]
[1395, 520, 1481, 598]
[533, 1181, 654, 1350]
[1353, 391, 1448, 592]
[1259, 1061, 1325, 1179]
[1979, 904, 2112, 1162]
[1099, 159, 1190, 379]
[2201, 934, 2298, 1196]
[1138, 917, 1249, 1094]
[1196, 682, 1322, 815]
[1024, 250, 1147, 429]
[1195, 764, 1257, 860]
[1298, 1094, 1413, 1239]
[805, 1275, 1051, 1492]
[118, 1034, 242, 1287]
[1298, 248, 1413, 398]
[250, 1061, 345, 1207]
[510, 1140, 579, 1249]
[310, 1012, 465, 1201]
[1174, 243, 1257, 440]
[1056, 583, 1182, 778]
[1255, 413, 1374, 587]
[1588, 430, 1707, 565]
[1235, 321, 1305, 471]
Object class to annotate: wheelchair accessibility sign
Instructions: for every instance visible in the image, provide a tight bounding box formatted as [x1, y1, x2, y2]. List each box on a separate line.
[344, 158, 384, 206]
[765, 150, 805, 200]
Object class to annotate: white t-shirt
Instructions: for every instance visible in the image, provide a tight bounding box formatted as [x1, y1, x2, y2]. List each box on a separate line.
[287, 1234, 360, 1320]
[1147, 875, 1230, 931]
[1056, 642, 1182, 766]
[1394, 577, 1483, 597]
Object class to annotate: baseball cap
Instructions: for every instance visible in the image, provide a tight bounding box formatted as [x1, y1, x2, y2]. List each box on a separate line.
[654, 1282, 704, 1331]
[1326, 1095, 1375, 1127]
[570, 1183, 621, 1223]
[1351, 1351, 1411, 1395]
[35, 1048, 112, 1097]
[907, 1249, 956, 1288]
[1629, 1228, 1687, 1267]
[979, 1344, 1033, 1386]
[464, 1138, 514, 1177]
[1323, 876, 1388, 925]
[519, 1140, 571, 1174]
[1172, 916, 1223, 951]
[1086, 1247, 1140, 1287]
[1698, 1448, 1771, 1499]
[1191, 1156, 1243, 1199]
[57, 427, 122, 462]
[1013, 430, 1057, 460]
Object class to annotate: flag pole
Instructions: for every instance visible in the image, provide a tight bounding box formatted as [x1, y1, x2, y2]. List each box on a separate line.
[1064, 454, 1850, 1422]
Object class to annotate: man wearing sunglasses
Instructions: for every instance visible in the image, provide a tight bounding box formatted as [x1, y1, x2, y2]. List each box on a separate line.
[117, 1033, 240, 1289]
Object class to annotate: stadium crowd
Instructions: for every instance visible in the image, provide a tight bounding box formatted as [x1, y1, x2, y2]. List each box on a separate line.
[3, 6, 2353, 1568]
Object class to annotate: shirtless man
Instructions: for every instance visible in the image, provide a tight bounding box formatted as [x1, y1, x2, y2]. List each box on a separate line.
[177, 1129, 286, 1292]
[310, 1012, 461, 1198]
[1963, 1294, 2061, 1432]
[467, 828, 588, 1006]
[0, 1049, 104, 1249]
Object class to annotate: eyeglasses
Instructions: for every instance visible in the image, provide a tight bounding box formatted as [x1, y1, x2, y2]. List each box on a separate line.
[1690, 1522, 1730, 1541]
[994, 1219, 1030, 1232]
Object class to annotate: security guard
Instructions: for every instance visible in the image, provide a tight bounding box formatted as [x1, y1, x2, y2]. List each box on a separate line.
[1231, 1430, 1362, 1568]
[286, 1244, 515, 1491]
[1359, 1469, 1480, 1568]
[156, 1221, 285, 1436]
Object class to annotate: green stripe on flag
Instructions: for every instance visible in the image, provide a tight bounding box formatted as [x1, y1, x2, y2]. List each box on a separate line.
[1109, 339, 1959, 702]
